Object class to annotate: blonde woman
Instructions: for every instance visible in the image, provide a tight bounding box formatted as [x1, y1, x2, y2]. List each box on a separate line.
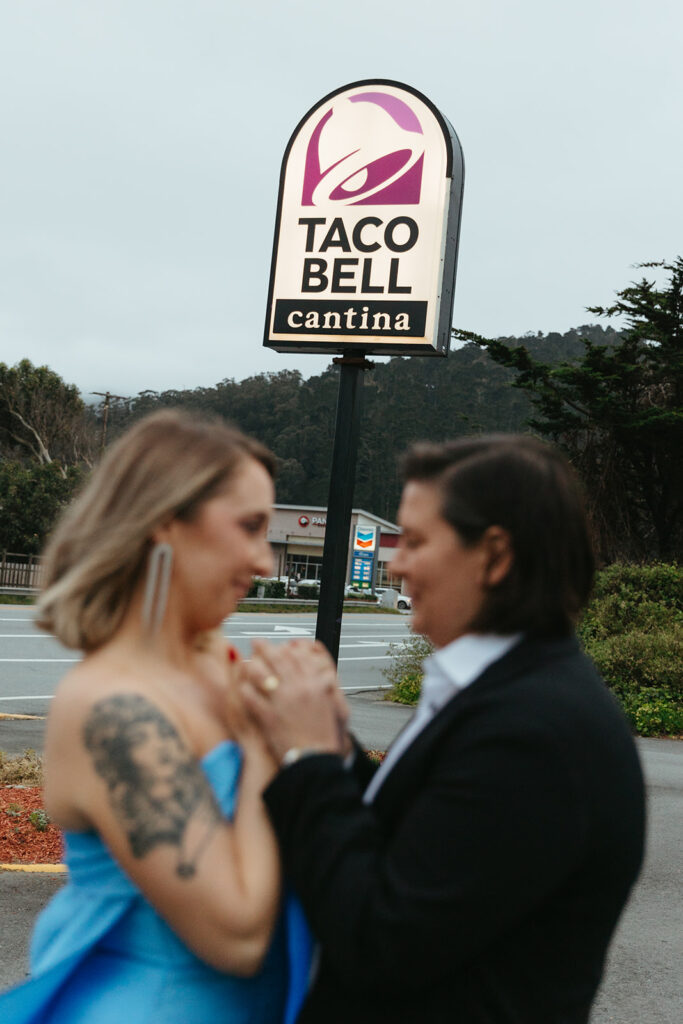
[0, 410, 314, 1024]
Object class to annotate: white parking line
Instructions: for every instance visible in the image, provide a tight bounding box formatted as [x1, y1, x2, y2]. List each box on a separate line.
[0, 695, 56, 701]
[338, 642, 389, 648]
[340, 685, 392, 691]
[338, 655, 392, 661]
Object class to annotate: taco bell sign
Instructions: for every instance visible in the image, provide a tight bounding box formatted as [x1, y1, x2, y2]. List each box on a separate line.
[264, 80, 464, 356]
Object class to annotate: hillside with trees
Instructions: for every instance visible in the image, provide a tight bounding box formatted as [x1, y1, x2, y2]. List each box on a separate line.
[99, 324, 609, 521]
[2, 260, 680, 566]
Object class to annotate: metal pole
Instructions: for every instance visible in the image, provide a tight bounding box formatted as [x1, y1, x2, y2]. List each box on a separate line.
[92, 392, 126, 455]
[315, 355, 373, 663]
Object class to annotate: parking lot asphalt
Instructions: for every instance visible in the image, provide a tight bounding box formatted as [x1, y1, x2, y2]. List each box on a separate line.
[1, 719, 681, 1021]
[1, 602, 680, 1021]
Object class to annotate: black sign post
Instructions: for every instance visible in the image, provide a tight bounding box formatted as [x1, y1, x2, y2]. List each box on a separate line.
[315, 355, 372, 661]
[264, 81, 464, 661]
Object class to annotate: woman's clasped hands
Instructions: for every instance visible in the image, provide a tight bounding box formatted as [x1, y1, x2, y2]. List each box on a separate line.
[239, 639, 352, 763]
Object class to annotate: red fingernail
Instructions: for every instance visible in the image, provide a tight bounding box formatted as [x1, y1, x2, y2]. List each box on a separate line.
[228, 647, 238, 662]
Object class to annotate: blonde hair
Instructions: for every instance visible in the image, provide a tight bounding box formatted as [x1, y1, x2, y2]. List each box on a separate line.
[36, 410, 275, 651]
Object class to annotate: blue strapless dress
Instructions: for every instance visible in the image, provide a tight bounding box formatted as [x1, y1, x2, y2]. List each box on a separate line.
[0, 740, 312, 1023]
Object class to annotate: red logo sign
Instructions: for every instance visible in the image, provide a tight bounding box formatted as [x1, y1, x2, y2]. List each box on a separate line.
[298, 515, 310, 527]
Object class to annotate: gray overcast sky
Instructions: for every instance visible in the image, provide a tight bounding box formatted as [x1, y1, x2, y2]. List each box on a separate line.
[1, 0, 681, 399]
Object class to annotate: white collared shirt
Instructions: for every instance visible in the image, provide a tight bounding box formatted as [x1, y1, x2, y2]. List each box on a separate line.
[362, 633, 522, 804]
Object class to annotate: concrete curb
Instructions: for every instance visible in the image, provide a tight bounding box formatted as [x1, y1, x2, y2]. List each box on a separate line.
[0, 863, 66, 873]
[0, 713, 45, 721]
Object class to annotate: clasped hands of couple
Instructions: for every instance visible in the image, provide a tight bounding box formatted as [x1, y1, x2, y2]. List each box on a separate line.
[215, 636, 352, 771]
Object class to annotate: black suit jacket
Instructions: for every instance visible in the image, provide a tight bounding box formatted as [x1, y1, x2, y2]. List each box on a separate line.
[264, 635, 645, 1024]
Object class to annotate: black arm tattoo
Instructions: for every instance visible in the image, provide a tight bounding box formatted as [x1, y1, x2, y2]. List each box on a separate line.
[83, 694, 223, 878]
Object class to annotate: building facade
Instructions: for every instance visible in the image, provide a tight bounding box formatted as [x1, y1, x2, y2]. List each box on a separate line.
[268, 505, 402, 588]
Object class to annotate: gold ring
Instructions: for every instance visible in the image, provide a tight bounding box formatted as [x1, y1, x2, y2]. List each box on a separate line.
[262, 674, 280, 693]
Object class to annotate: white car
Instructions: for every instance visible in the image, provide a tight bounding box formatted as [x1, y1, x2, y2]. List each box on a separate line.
[374, 587, 412, 611]
[290, 578, 321, 595]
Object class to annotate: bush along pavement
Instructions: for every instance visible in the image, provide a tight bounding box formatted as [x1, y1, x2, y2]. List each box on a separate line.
[383, 563, 682, 737]
[382, 633, 434, 705]
[247, 578, 287, 599]
[577, 563, 682, 736]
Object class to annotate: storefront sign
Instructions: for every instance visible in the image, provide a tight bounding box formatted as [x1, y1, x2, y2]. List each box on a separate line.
[265, 80, 464, 356]
[297, 514, 327, 528]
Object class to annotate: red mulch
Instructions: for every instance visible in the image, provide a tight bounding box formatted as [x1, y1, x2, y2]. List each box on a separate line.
[0, 753, 387, 866]
[0, 787, 63, 864]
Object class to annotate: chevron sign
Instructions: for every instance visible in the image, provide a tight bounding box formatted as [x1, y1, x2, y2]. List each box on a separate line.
[353, 526, 377, 553]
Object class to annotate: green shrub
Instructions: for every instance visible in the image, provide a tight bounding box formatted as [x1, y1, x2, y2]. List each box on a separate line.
[579, 595, 679, 643]
[247, 578, 286, 599]
[588, 562, 683, 610]
[382, 563, 682, 734]
[633, 695, 683, 737]
[586, 627, 683, 694]
[579, 562, 682, 735]
[296, 584, 320, 600]
[391, 672, 424, 705]
[382, 633, 434, 705]
[29, 809, 50, 832]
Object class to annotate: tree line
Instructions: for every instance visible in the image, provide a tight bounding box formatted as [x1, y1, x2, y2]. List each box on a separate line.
[1, 260, 681, 563]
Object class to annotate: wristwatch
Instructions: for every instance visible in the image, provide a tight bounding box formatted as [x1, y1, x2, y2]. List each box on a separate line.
[280, 747, 325, 768]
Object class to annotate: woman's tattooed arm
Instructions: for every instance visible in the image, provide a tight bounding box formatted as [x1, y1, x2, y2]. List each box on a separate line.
[82, 694, 223, 878]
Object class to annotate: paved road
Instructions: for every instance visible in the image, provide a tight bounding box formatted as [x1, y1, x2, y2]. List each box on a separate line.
[2, 728, 681, 1021]
[0, 606, 413, 754]
[589, 739, 682, 1024]
[1, 605, 681, 1021]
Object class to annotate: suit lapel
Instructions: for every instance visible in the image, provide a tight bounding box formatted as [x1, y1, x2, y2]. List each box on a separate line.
[371, 634, 579, 823]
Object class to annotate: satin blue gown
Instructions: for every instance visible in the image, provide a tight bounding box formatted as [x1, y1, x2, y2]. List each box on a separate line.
[0, 740, 312, 1023]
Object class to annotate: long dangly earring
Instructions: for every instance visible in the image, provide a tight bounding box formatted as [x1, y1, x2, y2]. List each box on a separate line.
[142, 543, 173, 634]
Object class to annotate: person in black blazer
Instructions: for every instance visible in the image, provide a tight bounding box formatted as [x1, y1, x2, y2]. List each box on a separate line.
[242, 435, 645, 1024]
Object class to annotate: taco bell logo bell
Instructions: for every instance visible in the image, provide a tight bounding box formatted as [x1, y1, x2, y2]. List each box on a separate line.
[265, 80, 464, 358]
[302, 91, 425, 207]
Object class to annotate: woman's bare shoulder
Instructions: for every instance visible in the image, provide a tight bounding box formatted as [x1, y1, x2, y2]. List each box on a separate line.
[47, 659, 160, 746]
[44, 659, 184, 827]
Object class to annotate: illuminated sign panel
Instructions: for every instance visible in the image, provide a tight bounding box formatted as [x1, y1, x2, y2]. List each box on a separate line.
[351, 525, 377, 588]
[353, 526, 377, 552]
[265, 80, 464, 356]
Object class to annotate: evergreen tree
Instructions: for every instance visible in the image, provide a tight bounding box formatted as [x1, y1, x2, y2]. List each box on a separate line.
[453, 260, 683, 561]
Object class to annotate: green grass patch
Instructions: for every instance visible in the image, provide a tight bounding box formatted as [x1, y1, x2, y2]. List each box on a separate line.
[236, 601, 400, 614]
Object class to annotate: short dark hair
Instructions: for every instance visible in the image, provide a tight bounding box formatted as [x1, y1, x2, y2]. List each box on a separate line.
[400, 435, 595, 636]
